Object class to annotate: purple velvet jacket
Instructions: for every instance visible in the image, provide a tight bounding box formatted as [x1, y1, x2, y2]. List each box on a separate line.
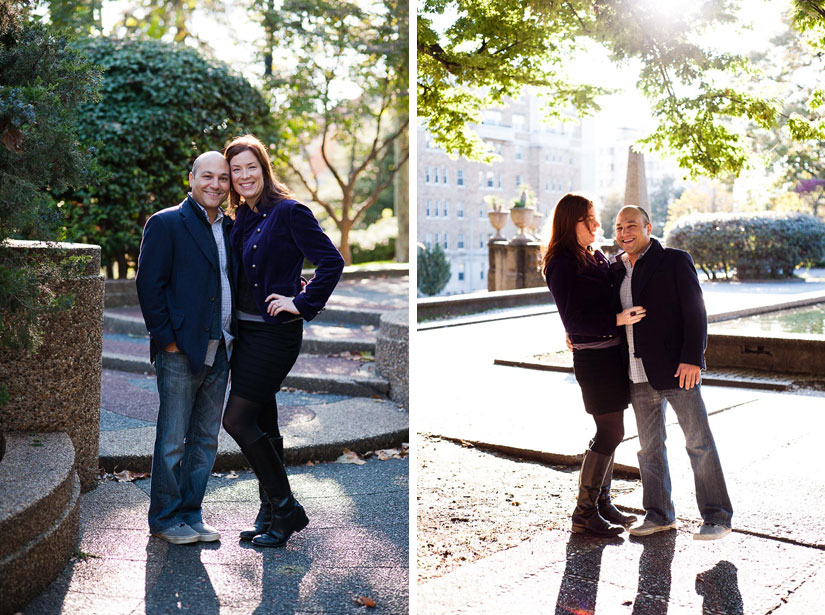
[230, 196, 344, 323]
[545, 249, 620, 345]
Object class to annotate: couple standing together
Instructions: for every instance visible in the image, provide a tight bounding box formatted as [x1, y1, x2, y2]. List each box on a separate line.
[135, 135, 345, 546]
[544, 194, 732, 540]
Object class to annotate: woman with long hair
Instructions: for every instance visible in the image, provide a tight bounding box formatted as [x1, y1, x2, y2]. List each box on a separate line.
[221, 134, 344, 547]
[542, 193, 646, 536]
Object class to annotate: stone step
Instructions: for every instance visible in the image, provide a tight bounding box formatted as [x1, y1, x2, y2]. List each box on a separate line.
[99, 369, 408, 472]
[103, 310, 378, 353]
[102, 339, 389, 397]
[0, 432, 80, 615]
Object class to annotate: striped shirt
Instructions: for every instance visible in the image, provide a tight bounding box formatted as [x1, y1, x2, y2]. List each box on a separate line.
[620, 246, 652, 383]
[192, 198, 234, 365]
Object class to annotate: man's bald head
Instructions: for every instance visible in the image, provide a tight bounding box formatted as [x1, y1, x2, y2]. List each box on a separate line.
[617, 204, 651, 226]
[191, 151, 227, 178]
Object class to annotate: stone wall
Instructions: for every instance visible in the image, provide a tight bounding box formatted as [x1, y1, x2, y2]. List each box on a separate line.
[488, 242, 545, 291]
[375, 309, 409, 409]
[0, 240, 104, 491]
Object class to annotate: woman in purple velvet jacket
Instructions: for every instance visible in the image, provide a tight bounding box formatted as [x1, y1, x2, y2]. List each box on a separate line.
[221, 134, 344, 548]
[542, 194, 646, 537]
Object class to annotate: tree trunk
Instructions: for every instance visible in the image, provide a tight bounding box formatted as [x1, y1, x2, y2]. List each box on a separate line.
[338, 221, 353, 266]
[393, 127, 409, 263]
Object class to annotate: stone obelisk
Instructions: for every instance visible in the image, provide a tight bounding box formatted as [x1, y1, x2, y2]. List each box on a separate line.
[624, 146, 650, 208]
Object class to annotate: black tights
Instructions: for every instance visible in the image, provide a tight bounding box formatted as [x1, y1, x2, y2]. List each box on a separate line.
[222, 393, 280, 450]
[590, 411, 624, 456]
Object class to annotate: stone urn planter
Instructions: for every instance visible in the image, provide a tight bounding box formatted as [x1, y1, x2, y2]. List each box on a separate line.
[488, 210, 510, 242]
[509, 207, 535, 244]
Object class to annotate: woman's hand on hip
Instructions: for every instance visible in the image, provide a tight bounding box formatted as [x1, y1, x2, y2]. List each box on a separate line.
[265, 293, 300, 317]
[617, 306, 646, 326]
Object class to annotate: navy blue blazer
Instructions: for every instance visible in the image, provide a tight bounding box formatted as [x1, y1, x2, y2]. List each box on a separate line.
[611, 238, 707, 390]
[136, 195, 238, 373]
[230, 196, 344, 323]
[546, 249, 620, 345]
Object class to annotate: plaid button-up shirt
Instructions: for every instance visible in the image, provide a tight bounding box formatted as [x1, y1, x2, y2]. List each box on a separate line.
[619, 245, 652, 383]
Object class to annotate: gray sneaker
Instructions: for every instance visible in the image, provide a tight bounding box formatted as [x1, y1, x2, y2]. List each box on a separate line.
[189, 521, 221, 542]
[693, 523, 731, 541]
[628, 519, 678, 536]
[151, 522, 200, 544]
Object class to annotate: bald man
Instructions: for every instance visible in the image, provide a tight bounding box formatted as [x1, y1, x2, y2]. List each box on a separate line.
[136, 151, 238, 544]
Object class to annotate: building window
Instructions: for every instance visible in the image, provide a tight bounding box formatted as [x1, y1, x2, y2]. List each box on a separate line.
[545, 179, 550, 192]
[486, 171, 494, 188]
[480, 269, 485, 280]
[482, 109, 502, 125]
[433, 167, 439, 184]
[457, 262, 465, 281]
[435, 232, 439, 247]
[425, 233, 432, 249]
[434, 200, 439, 217]
[479, 236, 484, 248]
[425, 166, 431, 183]
[457, 169, 464, 186]
[443, 167, 448, 185]
[497, 173, 503, 188]
[515, 145, 524, 161]
[443, 233, 449, 249]
[458, 233, 465, 249]
[457, 201, 464, 218]
[425, 199, 431, 217]
[480, 206, 485, 218]
[513, 113, 526, 131]
[515, 174, 522, 187]
[479, 171, 484, 187]
[442, 201, 448, 217]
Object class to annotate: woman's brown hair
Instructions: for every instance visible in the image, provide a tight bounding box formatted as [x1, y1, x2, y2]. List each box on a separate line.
[223, 134, 293, 213]
[541, 193, 596, 277]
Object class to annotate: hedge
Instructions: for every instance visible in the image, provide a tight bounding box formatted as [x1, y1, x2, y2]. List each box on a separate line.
[664, 212, 825, 280]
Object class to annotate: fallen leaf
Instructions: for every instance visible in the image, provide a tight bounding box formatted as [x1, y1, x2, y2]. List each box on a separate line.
[336, 449, 366, 465]
[113, 470, 150, 482]
[354, 596, 376, 607]
[305, 460, 316, 466]
[211, 472, 224, 478]
[225, 471, 239, 479]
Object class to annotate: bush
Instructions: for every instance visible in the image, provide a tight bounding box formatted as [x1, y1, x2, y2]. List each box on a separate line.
[665, 212, 825, 280]
[59, 37, 274, 278]
[417, 243, 451, 296]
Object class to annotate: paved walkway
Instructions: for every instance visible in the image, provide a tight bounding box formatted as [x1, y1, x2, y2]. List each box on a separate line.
[21, 457, 409, 615]
[416, 275, 825, 614]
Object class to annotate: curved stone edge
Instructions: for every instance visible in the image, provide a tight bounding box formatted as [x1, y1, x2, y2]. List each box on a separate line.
[375, 309, 409, 409]
[0, 433, 76, 562]
[0, 462, 80, 615]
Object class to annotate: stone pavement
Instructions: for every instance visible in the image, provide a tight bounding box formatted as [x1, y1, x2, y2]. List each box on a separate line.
[19, 457, 409, 615]
[415, 275, 825, 614]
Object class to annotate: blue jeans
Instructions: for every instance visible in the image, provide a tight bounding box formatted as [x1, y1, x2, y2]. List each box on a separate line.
[148, 347, 229, 534]
[630, 382, 733, 527]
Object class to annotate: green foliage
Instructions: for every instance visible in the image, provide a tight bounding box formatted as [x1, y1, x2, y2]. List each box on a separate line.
[419, 0, 785, 178]
[259, 0, 409, 264]
[58, 37, 273, 277]
[665, 211, 825, 280]
[417, 243, 451, 296]
[0, 0, 101, 353]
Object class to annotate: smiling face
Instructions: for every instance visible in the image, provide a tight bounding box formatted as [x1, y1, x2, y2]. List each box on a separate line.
[575, 205, 600, 248]
[229, 149, 265, 207]
[615, 206, 653, 263]
[188, 152, 229, 210]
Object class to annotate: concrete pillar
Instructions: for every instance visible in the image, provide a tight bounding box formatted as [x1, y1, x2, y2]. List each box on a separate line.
[488, 242, 544, 291]
[394, 129, 409, 262]
[0, 241, 104, 491]
[374, 309, 408, 409]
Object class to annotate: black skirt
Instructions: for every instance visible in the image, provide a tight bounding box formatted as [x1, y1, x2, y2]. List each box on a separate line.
[572, 344, 630, 415]
[230, 319, 303, 403]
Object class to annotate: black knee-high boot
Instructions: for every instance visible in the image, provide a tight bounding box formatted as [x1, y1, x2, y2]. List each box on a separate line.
[571, 448, 624, 536]
[241, 434, 308, 548]
[239, 435, 284, 540]
[597, 453, 637, 527]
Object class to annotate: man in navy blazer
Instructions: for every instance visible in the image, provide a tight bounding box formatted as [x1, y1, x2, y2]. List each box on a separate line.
[612, 205, 732, 541]
[136, 151, 237, 544]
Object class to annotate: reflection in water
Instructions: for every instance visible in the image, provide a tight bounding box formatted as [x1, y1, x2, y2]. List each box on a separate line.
[696, 561, 744, 615]
[555, 533, 624, 615]
[631, 531, 676, 615]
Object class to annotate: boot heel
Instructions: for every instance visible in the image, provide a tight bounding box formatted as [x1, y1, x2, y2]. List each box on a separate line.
[293, 507, 309, 532]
